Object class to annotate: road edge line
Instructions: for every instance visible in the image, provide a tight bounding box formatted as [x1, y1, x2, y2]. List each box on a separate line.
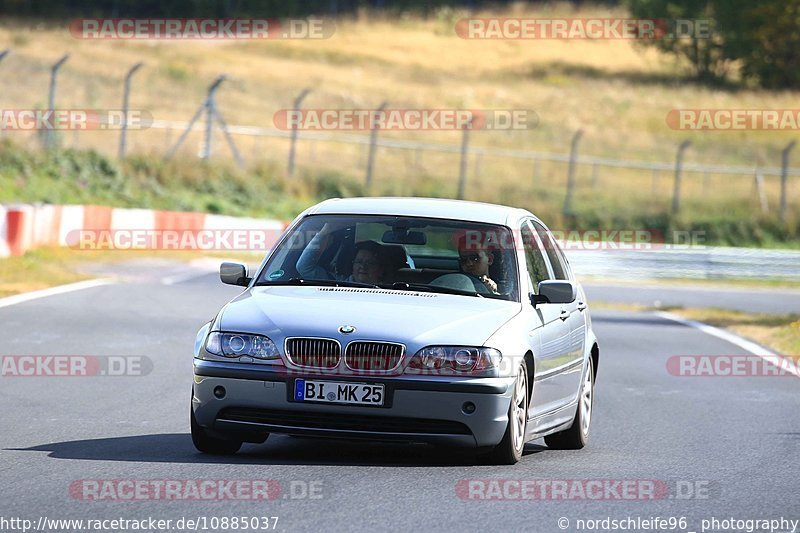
[0, 278, 114, 309]
[654, 310, 800, 379]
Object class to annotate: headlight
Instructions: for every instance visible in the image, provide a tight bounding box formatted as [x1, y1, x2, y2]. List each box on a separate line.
[405, 346, 501, 375]
[205, 332, 281, 360]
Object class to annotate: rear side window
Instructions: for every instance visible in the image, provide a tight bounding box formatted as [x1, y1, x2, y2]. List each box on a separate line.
[531, 221, 569, 280]
[520, 222, 550, 294]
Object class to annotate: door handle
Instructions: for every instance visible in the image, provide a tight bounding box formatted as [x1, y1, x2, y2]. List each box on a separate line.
[577, 301, 587, 312]
[559, 308, 569, 321]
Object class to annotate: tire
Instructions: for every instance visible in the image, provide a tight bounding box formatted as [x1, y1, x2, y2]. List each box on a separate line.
[544, 358, 594, 450]
[483, 362, 528, 465]
[191, 402, 242, 455]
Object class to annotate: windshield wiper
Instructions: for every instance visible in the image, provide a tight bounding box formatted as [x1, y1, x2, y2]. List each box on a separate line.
[255, 277, 381, 289]
[380, 282, 483, 297]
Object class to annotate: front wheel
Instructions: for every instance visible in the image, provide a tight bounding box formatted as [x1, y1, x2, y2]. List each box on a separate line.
[482, 362, 528, 465]
[545, 359, 594, 450]
[191, 404, 242, 455]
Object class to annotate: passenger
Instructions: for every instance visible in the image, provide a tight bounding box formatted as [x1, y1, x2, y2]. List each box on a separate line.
[457, 235, 499, 294]
[296, 223, 388, 284]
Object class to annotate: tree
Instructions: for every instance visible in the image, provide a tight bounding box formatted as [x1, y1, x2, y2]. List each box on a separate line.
[716, 0, 800, 89]
[625, 0, 729, 83]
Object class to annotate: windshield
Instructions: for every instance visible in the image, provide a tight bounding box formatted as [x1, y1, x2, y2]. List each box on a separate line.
[256, 215, 519, 302]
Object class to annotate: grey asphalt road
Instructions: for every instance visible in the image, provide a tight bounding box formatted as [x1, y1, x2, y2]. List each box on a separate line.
[0, 265, 797, 533]
[583, 282, 800, 314]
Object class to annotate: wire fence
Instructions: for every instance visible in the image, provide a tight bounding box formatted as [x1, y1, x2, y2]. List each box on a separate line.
[2, 49, 799, 221]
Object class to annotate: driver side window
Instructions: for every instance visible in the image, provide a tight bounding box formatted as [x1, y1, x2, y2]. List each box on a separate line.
[520, 221, 550, 294]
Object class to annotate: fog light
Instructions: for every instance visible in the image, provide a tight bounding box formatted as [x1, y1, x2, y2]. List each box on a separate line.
[213, 386, 226, 399]
[462, 401, 476, 415]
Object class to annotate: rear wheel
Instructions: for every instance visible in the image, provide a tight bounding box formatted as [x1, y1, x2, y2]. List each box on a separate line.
[545, 359, 594, 450]
[483, 362, 528, 465]
[191, 402, 242, 455]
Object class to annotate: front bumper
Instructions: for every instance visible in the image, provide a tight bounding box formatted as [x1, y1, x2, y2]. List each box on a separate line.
[192, 359, 515, 448]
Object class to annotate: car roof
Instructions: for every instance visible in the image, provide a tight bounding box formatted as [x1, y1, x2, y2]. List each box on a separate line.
[305, 197, 533, 226]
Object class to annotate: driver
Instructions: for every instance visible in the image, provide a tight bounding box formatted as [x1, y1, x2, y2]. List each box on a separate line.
[296, 223, 389, 284]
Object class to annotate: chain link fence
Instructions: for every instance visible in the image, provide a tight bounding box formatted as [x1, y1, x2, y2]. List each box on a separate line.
[1, 49, 798, 221]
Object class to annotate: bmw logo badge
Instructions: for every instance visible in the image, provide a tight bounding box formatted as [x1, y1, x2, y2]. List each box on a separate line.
[339, 325, 356, 334]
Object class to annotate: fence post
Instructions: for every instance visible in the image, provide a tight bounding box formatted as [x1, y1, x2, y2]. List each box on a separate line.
[562, 129, 583, 216]
[781, 140, 796, 223]
[671, 140, 691, 214]
[166, 75, 241, 166]
[457, 116, 474, 200]
[44, 53, 69, 151]
[287, 88, 311, 177]
[212, 97, 245, 168]
[202, 76, 226, 160]
[118, 62, 143, 159]
[365, 101, 387, 192]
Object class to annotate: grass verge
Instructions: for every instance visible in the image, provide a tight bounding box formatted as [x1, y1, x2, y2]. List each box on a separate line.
[1, 140, 798, 247]
[0, 246, 264, 298]
[672, 307, 800, 356]
[593, 301, 800, 355]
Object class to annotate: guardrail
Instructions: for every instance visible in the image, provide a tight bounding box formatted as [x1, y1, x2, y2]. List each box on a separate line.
[567, 247, 800, 281]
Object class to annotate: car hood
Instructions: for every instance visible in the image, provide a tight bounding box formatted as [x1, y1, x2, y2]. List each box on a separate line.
[218, 286, 521, 348]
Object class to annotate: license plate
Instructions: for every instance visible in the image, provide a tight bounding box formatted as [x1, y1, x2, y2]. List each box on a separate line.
[293, 379, 384, 406]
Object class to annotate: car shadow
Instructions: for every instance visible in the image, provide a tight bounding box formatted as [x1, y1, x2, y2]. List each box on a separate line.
[9, 434, 548, 467]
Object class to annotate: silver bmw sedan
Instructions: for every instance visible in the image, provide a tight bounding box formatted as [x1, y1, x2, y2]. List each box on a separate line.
[191, 197, 599, 464]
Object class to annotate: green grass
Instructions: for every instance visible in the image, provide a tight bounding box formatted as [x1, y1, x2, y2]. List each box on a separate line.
[1, 138, 798, 247]
[673, 308, 800, 356]
[0, 245, 264, 298]
[0, 246, 91, 297]
[0, 140, 321, 220]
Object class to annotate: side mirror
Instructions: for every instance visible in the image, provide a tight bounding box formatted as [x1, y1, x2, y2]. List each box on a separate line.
[530, 280, 576, 306]
[220, 262, 250, 287]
